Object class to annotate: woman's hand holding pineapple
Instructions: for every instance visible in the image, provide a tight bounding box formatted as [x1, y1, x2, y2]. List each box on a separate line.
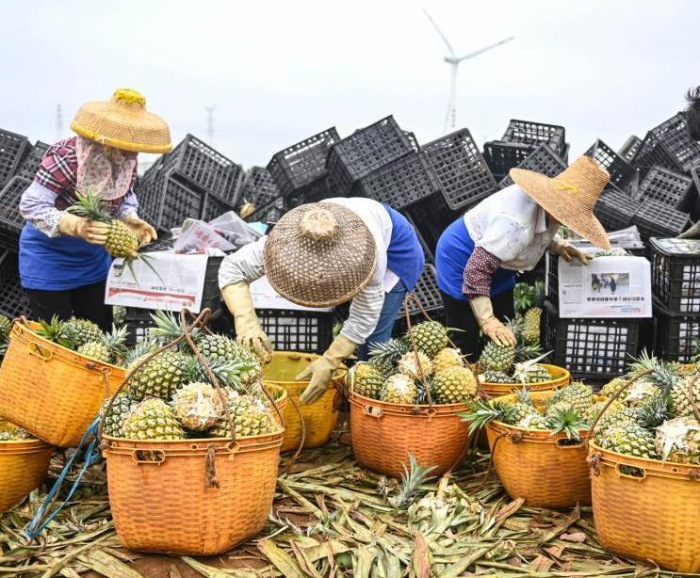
[58, 213, 110, 245]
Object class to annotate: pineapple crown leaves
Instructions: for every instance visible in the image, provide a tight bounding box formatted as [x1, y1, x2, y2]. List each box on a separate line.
[67, 188, 112, 223]
[183, 356, 257, 392]
[459, 399, 516, 435]
[629, 350, 679, 392]
[147, 310, 202, 344]
[511, 351, 553, 383]
[656, 417, 700, 462]
[636, 394, 672, 429]
[387, 454, 437, 509]
[515, 386, 534, 406]
[513, 283, 536, 313]
[122, 340, 159, 367]
[547, 406, 585, 440]
[35, 315, 78, 349]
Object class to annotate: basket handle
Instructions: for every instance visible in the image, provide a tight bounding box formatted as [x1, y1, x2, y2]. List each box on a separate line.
[363, 405, 383, 418]
[555, 438, 585, 449]
[615, 463, 647, 481]
[131, 449, 166, 465]
[28, 342, 53, 361]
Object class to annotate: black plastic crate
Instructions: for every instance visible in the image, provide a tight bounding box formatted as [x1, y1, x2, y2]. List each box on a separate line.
[650, 238, 700, 314]
[0, 129, 30, 191]
[632, 198, 691, 240]
[502, 119, 567, 157]
[285, 176, 339, 209]
[247, 197, 286, 226]
[354, 151, 441, 210]
[422, 128, 497, 208]
[632, 113, 700, 174]
[161, 134, 243, 201]
[584, 139, 634, 188]
[267, 128, 340, 198]
[0, 176, 32, 250]
[654, 299, 700, 363]
[543, 301, 640, 380]
[499, 144, 567, 188]
[632, 166, 693, 209]
[404, 214, 434, 265]
[201, 192, 236, 224]
[482, 141, 536, 181]
[14, 141, 49, 181]
[404, 131, 420, 151]
[0, 250, 31, 319]
[395, 264, 442, 320]
[619, 135, 642, 163]
[138, 176, 204, 231]
[240, 166, 279, 207]
[594, 186, 639, 232]
[326, 116, 412, 195]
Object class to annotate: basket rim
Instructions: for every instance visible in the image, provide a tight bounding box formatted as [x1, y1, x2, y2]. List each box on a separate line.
[478, 364, 570, 387]
[589, 440, 700, 477]
[103, 429, 285, 451]
[262, 351, 347, 386]
[486, 419, 590, 442]
[348, 389, 470, 416]
[0, 439, 54, 453]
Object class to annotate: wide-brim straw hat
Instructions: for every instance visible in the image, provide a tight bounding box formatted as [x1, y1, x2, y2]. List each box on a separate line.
[71, 88, 171, 154]
[510, 156, 612, 250]
[263, 203, 378, 308]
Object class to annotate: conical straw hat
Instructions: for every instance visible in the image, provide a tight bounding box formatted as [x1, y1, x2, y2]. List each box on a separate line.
[71, 88, 171, 154]
[510, 156, 611, 250]
[263, 203, 378, 308]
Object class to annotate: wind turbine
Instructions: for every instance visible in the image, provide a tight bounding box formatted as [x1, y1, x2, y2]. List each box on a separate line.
[423, 9, 514, 134]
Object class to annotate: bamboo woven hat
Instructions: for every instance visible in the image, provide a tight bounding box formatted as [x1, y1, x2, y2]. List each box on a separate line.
[510, 156, 611, 250]
[263, 203, 378, 308]
[71, 88, 172, 154]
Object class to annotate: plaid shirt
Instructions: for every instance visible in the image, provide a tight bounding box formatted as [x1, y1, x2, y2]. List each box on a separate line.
[35, 136, 136, 212]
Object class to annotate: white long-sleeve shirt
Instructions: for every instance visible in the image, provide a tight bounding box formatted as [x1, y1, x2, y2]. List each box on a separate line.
[219, 198, 398, 345]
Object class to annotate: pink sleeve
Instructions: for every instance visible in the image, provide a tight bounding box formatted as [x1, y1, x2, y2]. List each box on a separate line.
[462, 246, 502, 298]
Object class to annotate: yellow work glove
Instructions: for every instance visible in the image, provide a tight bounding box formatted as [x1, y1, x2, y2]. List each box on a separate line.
[221, 281, 273, 362]
[123, 213, 158, 245]
[551, 241, 593, 265]
[58, 214, 110, 245]
[470, 295, 516, 347]
[296, 334, 356, 404]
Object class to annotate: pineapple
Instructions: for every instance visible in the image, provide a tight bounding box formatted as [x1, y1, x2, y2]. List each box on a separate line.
[479, 340, 515, 373]
[0, 427, 34, 441]
[547, 405, 586, 440]
[655, 417, 700, 464]
[431, 348, 464, 373]
[600, 377, 628, 398]
[596, 421, 658, 460]
[0, 314, 12, 340]
[34, 316, 77, 349]
[126, 350, 191, 400]
[397, 351, 433, 380]
[387, 454, 437, 509]
[348, 362, 385, 399]
[522, 308, 542, 346]
[113, 305, 127, 327]
[510, 387, 538, 423]
[122, 340, 159, 368]
[431, 366, 477, 405]
[209, 393, 279, 438]
[481, 370, 512, 384]
[621, 379, 662, 408]
[591, 400, 639, 433]
[100, 393, 138, 437]
[669, 376, 700, 418]
[67, 190, 139, 258]
[65, 317, 103, 348]
[122, 398, 185, 440]
[549, 382, 594, 418]
[460, 398, 518, 434]
[407, 321, 448, 358]
[368, 338, 410, 375]
[77, 324, 128, 364]
[381, 374, 418, 405]
[518, 413, 550, 430]
[511, 360, 551, 384]
[171, 382, 227, 432]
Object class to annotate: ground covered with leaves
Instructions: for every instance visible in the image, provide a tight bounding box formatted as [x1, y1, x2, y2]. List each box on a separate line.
[0, 442, 681, 578]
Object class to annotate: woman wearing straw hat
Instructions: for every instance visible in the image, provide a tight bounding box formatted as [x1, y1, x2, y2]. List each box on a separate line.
[435, 156, 611, 359]
[18, 88, 170, 330]
[219, 197, 425, 404]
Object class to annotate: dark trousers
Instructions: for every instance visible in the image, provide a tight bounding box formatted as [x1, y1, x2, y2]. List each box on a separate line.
[25, 280, 113, 332]
[440, 289, 515, 362]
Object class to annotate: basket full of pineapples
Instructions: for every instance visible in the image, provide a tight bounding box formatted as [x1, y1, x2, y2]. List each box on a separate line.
[477, 317, 570, 397]
[0, 316, 129, 447]
[347, 320, 479, 478]
[463, 383, 600, 508]
[101, 311, 285, 556]
[588, 354, 700, 574]
[0, 420, 54, 512]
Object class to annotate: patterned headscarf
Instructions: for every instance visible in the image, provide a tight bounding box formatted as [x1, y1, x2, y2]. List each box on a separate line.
[75, 137, 137, 200]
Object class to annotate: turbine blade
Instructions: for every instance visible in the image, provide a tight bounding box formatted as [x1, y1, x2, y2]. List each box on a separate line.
[456, 36, 514, 62]
[422, 8, 455, 56]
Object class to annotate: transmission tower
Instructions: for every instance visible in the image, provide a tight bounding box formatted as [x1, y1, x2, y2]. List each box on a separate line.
[205, 106, 215, 145]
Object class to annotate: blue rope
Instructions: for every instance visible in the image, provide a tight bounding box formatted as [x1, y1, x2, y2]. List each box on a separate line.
[25, 418, 102, 540]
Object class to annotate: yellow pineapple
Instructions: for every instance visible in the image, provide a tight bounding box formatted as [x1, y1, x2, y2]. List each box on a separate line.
[431, 366, 477, 404]
[348, 362, 385, 399]
[397, 351, 433, 380]
[381, 374, 418, 405]
[431, 348, 464, 373]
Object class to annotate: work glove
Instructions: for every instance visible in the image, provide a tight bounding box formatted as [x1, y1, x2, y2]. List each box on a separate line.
[123, 213, 158, 246]
[296, 334, 356, 405]
[58, 214, 110, 245]
[470, 295, 516, 347]
[551, 241, 593, 265]
[221, 281, 273, 362]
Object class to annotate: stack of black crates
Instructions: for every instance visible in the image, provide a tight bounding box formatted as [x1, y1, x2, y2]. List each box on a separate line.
[650, 238, 700, 362]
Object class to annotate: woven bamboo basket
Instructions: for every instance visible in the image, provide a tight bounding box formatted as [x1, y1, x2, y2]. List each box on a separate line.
[103, 431, 283, 555]
[0, 420, 54, 512]
[349, 390, 471, 478]
[479, 364, 570, 398]
[485, 391, 591, 509]
[262, 352, 346, 453]
[264, 383, 288, 426]
[589, 441, 700, 573]
[0, 321, 126, 447]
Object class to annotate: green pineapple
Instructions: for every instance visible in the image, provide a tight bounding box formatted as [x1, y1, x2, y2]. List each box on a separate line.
[669, 376, 700, 418]
[126, 350, 191, 400]
[431, 366, 477, 404]
[348, 362, 385, 399]
[65, 317, 103, 348]
[122, 398, 185, 441]
[549, 382, 594, 418]
[481, 370, 512, 384]
[100, 393, 138, 437]
[368, 338, 410, 375]
[34, 316, 78, 349]
[479, 339, 515, 373]
[171, 382, 227, 432]
[77, 324, 128, 364]
[655, 417, 700, 464]
[596, 421, 658, 460]
[209, 393, 279, 438]
[406, 321, 448, 358]
[509, 387, 538, 422]
[381, 374, 418, 405]
[590, 400, 639, 433]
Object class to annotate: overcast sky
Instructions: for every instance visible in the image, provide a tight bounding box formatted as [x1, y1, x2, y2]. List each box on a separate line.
[0, 0, 696, 170]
